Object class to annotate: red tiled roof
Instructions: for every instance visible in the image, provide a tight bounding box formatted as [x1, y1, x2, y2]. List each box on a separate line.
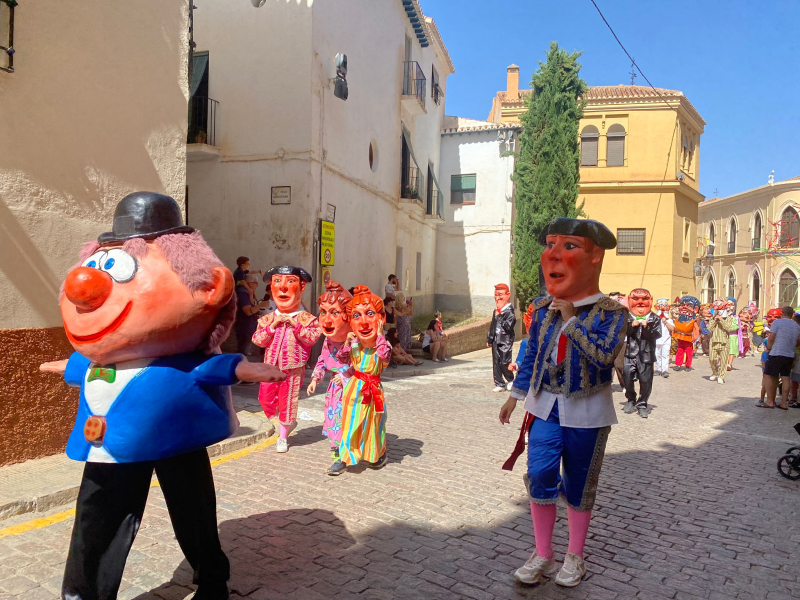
[497, 85, 683, 103]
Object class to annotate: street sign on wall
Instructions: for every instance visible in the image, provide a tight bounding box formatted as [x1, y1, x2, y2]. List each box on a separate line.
[320, 220, 335, 266]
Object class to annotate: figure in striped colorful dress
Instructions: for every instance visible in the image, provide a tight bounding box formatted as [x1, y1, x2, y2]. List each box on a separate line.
[307, 281, 353, 461]
[328, 285, 391, 476]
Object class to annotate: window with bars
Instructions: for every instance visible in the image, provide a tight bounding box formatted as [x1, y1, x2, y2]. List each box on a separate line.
[616, 228, 645, 255]
[0, 0, 15, 74]
[580, 125, 599, 166]
[606, 124, 625, 167]
[450, 174, 476, 204]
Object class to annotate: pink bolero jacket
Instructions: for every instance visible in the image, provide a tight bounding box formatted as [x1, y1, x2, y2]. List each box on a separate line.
[252, 311, 322, 370]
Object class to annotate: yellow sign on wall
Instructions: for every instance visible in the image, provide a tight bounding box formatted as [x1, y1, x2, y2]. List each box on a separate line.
[320, 220, 335, 266]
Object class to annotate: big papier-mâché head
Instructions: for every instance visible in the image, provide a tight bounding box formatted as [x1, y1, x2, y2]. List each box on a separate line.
[766, 308, 782, 325]
[654, 298, 670, 313]
[346, 285, 385, 347]
[494, 284, 511, 313]
[60, 192, 235, 365]
[317, 280, 352, 343]
[628, 288, 653, 317]
[538, 218, 616, 302]
[267, 266, 311, 314]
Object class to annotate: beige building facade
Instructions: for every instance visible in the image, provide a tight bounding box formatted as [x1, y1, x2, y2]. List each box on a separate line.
[696, 176, 800, 309]
[0, 0, 190, 465]
[488, 66, 706, 300]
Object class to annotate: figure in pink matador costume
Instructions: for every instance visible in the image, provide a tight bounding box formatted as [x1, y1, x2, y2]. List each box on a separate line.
[253, 266, 322, 453]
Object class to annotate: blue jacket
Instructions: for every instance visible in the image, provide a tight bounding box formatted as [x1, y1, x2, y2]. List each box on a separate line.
[64, 351, 243, 463]
[511, 295, 627, 400]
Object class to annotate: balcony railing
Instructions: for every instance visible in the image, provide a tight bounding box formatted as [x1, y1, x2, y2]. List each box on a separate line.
[401, 166, 422, 202]
[752, 238, 760, 251]
[727, 241, 736, 254]
[402, 61, 426, 112]
[426, 188, 439, 216]
[188, 96, 218, 146]
[706, 245, 715, 260]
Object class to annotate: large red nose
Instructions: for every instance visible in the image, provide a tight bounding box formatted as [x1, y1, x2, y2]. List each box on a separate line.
[64, 267, 113, 311]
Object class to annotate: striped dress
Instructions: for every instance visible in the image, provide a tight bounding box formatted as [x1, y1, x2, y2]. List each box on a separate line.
[337, 336, 391, 465]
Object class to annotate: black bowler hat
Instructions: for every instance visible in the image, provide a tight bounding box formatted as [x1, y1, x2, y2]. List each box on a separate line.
[538, 217, 617, 249]
[98, 192, 194, 244]
[264, 265, 312, 283]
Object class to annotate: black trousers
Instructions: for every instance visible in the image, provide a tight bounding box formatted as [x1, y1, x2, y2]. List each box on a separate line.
[492, 343, 515, 387]
[622, 358, 654, 407]
[62, 449, 229, 600]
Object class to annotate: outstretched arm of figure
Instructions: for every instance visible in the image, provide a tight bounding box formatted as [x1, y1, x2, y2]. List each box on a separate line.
[40, 360, 68, 374]
[235, 361, 286, 383]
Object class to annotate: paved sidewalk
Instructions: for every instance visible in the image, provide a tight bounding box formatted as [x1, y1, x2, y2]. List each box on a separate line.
[2, 352, 800, 599]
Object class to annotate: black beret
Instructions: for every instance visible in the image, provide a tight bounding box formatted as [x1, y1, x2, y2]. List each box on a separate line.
[265, 266, 312, 283]
[538, 218, 617, 249]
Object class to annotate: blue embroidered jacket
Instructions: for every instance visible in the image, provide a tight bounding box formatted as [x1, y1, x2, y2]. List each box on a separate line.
[64, 351, 243, 463]
[511, 295, 627, 400]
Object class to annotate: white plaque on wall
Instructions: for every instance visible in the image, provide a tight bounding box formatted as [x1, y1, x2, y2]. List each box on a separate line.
[271, 186, 291, 205]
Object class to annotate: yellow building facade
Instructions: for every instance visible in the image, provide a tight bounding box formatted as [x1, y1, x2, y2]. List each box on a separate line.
[489, 66, 706, 299]
[696, 176, 800, 309]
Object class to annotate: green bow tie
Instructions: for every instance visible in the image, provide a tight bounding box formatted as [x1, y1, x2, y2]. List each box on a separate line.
[88, 365, 116, 384]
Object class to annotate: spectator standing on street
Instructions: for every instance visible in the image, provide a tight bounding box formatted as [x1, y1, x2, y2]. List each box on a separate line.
[394, 291, 413, 350]
[758, 305, 800, 409]
[235, 274, 270, 356]
[385, 274, 398, 298]
[233, 256, 263, 285]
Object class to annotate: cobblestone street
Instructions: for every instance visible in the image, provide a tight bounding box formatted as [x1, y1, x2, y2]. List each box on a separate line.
[2, 349, 800, 599]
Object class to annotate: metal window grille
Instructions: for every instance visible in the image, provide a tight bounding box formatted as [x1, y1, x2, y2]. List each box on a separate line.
[0, 0, 16, 74]
[616, 228, 645, 255]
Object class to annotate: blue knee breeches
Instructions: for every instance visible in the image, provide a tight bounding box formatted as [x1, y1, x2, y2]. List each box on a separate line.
[525, 403, 610, 511]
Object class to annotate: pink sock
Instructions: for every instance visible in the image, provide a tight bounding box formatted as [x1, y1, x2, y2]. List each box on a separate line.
[530, 502, 556, 559]
[567, 507, 592, 557]
[279, 423, 289, 439]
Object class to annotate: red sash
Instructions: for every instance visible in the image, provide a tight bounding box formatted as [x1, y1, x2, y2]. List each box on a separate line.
[354, 371, 384, 414]
[502, 411, 534, 471]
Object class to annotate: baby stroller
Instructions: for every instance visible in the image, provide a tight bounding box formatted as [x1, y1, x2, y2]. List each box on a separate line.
[777, 423, 800, 480]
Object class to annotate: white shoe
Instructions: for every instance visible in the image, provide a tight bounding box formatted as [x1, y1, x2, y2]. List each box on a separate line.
[506, 382, 514, 391]
[443, 357, 449, 362]
[276, 438, 288, 453]
[432, 358, 441, 363]
[493, 386, 504, 392]
[717, 378, 724, 385]
[555, 552, 586, 587]
[710, 375, 717, 381]
[514, 551, 554, 585]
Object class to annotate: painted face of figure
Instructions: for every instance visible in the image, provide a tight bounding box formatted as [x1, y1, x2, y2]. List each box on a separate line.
[766, 308, 782, 325]
[318, 299, 349, 342]
[541, 235, 604, 301]
[654, 299, 670, 313]
[701, 305, 712, 318]
[628, 289, 653, 317]
[494, 286, 511, 312]
[61, 244, 231, 365]
[350, 301, 382, 347]
[679, 303, 695, 318]
[271, 274, 305, 313]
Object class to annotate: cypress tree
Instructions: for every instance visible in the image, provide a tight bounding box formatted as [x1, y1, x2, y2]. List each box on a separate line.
[512, 42, 588, 305]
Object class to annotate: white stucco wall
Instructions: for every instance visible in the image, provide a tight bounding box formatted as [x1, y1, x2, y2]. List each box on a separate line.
[189, 0, 451, 312]
[0, 0, 189, 329]
[436, 128, 516, 316]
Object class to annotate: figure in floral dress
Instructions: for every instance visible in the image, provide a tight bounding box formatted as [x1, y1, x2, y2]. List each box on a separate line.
[307, 281, 353, 462]
[327, 285, 391, 476]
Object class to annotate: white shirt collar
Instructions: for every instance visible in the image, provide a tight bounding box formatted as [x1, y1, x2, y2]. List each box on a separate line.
[276, 309, 301, 317]
[548, 292, 604, 309]
[499, 303, 512, 313]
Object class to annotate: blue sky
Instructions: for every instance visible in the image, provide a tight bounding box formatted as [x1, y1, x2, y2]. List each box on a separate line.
[424, 0, 800, 199]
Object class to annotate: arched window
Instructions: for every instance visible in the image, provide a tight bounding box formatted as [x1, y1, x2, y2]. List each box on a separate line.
[751, 269, 761, 307]
[780, 207, 799, 249]
[752, 212, 762, 251]
[580, 125, 599, 167]
[708, 221, 716, 258]
[727, 269, 736, 298]
[779, 269, 798, 306]
[703, 271, 716, 304]
[728, 217, 737, 254]
[606, 124, 625, 167]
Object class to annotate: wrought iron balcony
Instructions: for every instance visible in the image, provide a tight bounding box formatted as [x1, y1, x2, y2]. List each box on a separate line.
[752, 238, 760, 251]
[400, 166, 423, 204]
[188, 96, 218, 146]
[402, 61, 426, 115]
[727, 241, 736, 254]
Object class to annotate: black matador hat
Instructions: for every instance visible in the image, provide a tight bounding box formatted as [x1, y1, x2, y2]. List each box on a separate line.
[98, 192, 194, 244]
[538, 218, 617, 249]
[265, 266, 312, 283]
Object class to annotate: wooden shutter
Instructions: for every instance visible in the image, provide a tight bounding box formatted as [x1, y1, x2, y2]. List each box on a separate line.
[581, 137, 598, 166]
[607, 136, 624, 166]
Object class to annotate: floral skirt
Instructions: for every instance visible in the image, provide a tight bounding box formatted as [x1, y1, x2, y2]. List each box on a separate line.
[322, 380, 344, 446]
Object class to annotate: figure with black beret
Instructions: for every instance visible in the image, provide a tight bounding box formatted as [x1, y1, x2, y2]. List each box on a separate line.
[498, 218, 627, 589]
[39, 192, 286, 600]
[253, 265, 322, 453]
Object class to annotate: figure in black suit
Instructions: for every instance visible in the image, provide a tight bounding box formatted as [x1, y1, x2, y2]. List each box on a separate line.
[622, 288, 662, 418]
[487, 283, 516, 391]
